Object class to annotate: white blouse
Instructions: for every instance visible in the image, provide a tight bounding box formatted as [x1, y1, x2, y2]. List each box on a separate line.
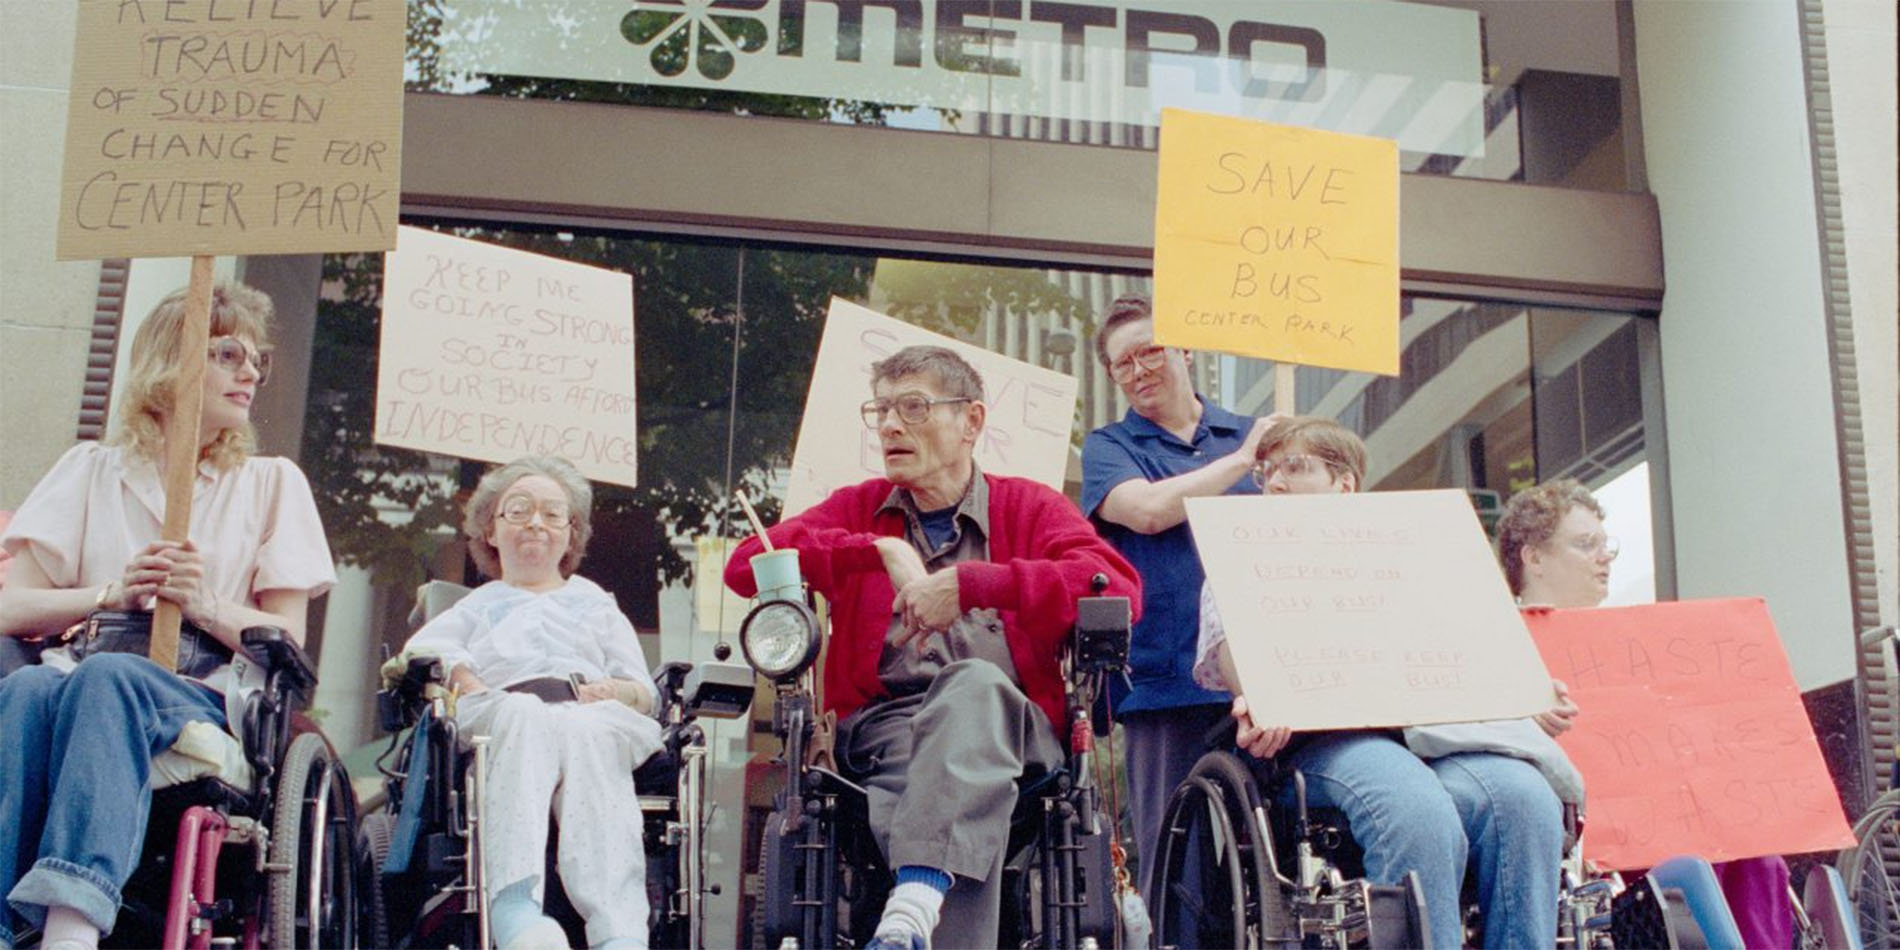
[403, 575, 657, 700]
[1, 442, 338, 686]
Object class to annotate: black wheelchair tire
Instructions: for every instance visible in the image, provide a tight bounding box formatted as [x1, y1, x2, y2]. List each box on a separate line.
[268, 732, 359, 949]
[355, 810, 394, 950]
[1153, 750, 1297, 950]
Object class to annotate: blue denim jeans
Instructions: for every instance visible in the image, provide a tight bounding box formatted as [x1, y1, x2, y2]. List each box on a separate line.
[1284, 732, 1563, 949]
[0, 654, 225, 945]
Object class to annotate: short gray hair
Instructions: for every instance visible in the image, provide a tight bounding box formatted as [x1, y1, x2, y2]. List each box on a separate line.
[869, 345, 985, 401]
[462, 455, 595, 579]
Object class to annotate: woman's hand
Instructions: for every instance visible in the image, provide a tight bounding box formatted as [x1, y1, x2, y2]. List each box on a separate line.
[112, 542, 180, 610]
[1534, 679, 1579, 737]
[576, 680, 618, 704]
[1232, 695, 1293, 759]
[154, 540, 217, 628]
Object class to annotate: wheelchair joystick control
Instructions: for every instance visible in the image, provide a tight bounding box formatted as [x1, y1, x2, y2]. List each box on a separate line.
[1090, 572, 1108, 594]
[713, 642, 731, 661]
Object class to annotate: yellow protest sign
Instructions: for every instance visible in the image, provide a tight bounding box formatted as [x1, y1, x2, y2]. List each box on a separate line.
[57, 0, 404, 260]
[1153, 109, 1399, 376]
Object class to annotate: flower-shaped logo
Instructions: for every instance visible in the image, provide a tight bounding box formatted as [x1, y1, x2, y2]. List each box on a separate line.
[621, 0, 770, 81]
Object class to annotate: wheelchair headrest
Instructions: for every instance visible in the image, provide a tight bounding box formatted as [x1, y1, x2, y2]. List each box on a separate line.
[409, 580, 474, 629]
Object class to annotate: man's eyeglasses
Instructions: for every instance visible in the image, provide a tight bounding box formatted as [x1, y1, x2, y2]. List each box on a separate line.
[860, 393, 973, 429]
[1563, 534, 1621, 560]
[497, 496, 572, 528]
[209, 337, 270, 386]
[1250, 453, 1336, 488]
[1107, 345, 1169, 383]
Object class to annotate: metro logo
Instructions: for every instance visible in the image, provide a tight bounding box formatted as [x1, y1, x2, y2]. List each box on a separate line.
[622, 0, 770, 80]
[447, 0, 1485, 158]
[621, 0, 1326, 102]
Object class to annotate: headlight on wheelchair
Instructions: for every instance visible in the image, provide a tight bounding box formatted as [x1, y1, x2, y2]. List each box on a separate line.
[740, 598, 821, 683]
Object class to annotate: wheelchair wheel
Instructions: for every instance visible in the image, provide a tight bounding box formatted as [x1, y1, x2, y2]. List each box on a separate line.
[1153, 751, 1297, 950]
[355, 810, 394, 950]
[1841, 788, 1900, 947]
[268, 732, 359, 949]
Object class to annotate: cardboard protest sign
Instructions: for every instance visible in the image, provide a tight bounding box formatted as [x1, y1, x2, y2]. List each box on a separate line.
[375, 226, 638, 487]
[1527, 598, 1854, 870]
[58, 0, 404, 260]
[1189, 490, 1553, 730]
[1153, 109, 1399, 376]
[781, 298, 1077, 517]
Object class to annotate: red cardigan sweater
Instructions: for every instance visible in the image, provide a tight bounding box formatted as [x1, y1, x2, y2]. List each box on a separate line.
[724, 474, 1142, 729]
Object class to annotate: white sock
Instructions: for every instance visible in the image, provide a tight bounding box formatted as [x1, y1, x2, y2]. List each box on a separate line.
[876, 881, 946, 942]
[41, 905, 101, 950]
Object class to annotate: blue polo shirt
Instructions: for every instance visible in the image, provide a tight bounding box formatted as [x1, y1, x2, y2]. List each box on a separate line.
[1081, 397, 1258, 714]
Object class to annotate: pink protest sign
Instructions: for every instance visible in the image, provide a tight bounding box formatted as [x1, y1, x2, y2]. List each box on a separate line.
[1526, 598, 1854, 870]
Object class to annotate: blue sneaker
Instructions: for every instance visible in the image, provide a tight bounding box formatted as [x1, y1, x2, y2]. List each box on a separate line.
[864, 929, 927, 950]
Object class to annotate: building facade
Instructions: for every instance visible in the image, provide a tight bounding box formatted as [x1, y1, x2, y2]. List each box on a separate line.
[3, 1, 1892, 944]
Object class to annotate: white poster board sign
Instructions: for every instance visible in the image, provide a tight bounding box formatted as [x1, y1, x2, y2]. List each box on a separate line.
[1188, 489, 1554, 730]
[782, 298, 1077, 516]
[375, 226, 638, 487]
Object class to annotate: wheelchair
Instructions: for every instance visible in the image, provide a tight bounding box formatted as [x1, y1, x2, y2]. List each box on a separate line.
[4, 626, 357, 950]
[355, 583, 754, 949]
[742, 574, 1131, 949]
[1150, 736, 1729, 949]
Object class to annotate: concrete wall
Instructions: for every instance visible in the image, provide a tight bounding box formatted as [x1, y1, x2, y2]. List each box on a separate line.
[1, 3, 99, 508]
[1824, 0, 1898, 630]
[1634, 0, 1858, 688]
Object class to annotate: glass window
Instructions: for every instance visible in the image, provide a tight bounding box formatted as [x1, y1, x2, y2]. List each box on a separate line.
[408, 0, 1630, 187]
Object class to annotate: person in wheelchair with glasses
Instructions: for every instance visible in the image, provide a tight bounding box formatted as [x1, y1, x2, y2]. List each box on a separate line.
[0, 282, 341, 949]
[1182, 417, 1575, 949]
[396, 455, 662, 950]
[724, 345, 1141, 949]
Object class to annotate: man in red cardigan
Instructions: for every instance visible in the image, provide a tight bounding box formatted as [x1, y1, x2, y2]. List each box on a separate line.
[726, 345, 1140, 950]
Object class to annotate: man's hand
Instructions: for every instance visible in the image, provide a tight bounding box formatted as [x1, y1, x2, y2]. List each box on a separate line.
[873, 537, 928, 590]
[1534, 679, 1579, 737]
[891, 567, 961, 649]
[1232, 695, 1293, 759]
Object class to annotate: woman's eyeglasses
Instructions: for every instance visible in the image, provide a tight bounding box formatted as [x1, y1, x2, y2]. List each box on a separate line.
[1107, 345, 1169, 383]
[497, 496, 572, 528]
[208, 337, 270, 386]
[1563, 534, 1621, 560]
[1250, 453, 1335, 488]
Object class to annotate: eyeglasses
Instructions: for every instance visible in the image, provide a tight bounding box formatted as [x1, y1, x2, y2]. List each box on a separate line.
[1562, 534, 1621, 560]
[497, 495, 572, 528]
[860, 393, 973, 429]
[1250, 453, 1336, 488]
[1107, 345, 1169, 383]
[208, 337, 270, 386]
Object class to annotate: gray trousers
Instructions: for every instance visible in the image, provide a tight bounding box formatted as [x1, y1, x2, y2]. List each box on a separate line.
[840, 660, 1065, 949]
[1122, 702, 1230, 901]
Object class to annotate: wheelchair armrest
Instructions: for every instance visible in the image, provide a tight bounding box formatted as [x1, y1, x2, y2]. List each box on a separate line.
[684, 661, 755, 720]
[242, 626, 317, 693]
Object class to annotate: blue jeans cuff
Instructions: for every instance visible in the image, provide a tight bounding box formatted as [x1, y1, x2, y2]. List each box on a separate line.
[8, 857, 121, 936]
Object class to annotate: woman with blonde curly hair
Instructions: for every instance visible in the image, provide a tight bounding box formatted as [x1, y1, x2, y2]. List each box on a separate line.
[0, 282, 335, 949]
[403, 455, 659, 950]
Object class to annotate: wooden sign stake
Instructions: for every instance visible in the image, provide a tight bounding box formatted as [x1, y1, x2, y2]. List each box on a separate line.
[1274, 362, 1297, 416]
[150, 255, 213, 669]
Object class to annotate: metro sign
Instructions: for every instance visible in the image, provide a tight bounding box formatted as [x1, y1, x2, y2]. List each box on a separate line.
[442, 0, 1485, 156]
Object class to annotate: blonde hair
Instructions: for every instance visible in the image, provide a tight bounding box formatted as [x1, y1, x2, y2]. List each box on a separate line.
[462, 456, 595, 579]
[1259, 416, 1367, 488]
[110, 282, 274, 471]
[1496, 479, 1605, 594]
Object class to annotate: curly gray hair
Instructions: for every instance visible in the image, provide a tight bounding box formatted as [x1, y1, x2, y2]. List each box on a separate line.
[462, 455, 595, 578]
